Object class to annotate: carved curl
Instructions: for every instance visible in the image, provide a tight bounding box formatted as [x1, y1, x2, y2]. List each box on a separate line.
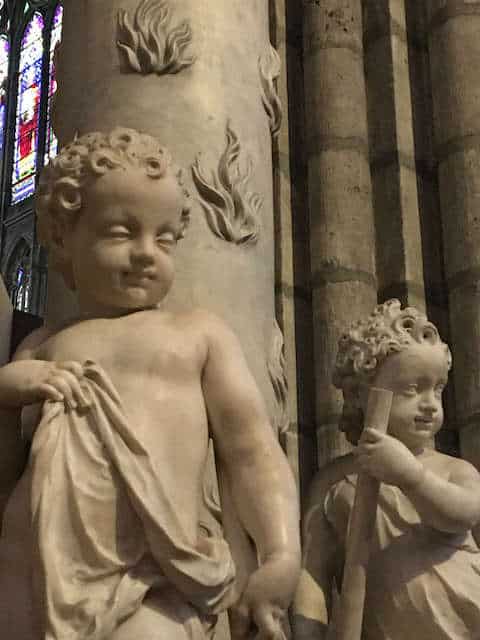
[259, 44, 283, 138]
[117, 0, 195, 75]
[191, 123, 262, 246]
[333, 299, 452, 440]
[36, 127, 190, 274]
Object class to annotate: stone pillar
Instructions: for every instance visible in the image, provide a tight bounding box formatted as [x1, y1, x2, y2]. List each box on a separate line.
[269, 0, 300, 482]
[50, 0, 280, 425]
[427, 0, 480, 467]
[363, 0, 426, 311]
[303, 1, 377, 467]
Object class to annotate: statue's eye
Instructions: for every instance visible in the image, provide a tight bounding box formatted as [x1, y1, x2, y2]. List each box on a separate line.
[107, 226, 130, 238]
[156, 231, 177, 247]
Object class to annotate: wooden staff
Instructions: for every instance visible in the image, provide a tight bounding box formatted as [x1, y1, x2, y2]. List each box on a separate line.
[334, 387, 393, 640]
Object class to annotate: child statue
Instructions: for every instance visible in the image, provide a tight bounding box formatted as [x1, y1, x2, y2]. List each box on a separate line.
[0, 128, 300, 640]
[293, 299, 480, 639]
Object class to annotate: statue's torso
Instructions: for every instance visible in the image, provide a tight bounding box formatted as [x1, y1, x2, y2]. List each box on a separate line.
[36, 308, 211, 531]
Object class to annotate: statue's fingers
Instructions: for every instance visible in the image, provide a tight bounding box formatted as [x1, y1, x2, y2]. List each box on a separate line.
[57, 361, 85, 378]
[46, 375, 77, 408]
[55, 370, 90, 408]
[361, 427, 381, 442]
[37, 383, 64, 403]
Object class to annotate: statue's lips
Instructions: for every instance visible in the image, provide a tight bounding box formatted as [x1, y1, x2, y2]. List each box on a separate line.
[124, 271, 156, 285]
[414, 416, 434, 430]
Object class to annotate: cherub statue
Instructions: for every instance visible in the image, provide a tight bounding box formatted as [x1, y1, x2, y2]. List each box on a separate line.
[293, 299, 480, 639]
[0, 128, 300, 640]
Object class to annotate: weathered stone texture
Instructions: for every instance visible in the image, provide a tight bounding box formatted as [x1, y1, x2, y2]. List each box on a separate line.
[303, 0, 377, 467]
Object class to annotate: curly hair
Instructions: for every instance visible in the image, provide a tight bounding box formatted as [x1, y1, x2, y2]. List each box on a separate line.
[333, 299, 452, 441]
[36, 127, 191, 274]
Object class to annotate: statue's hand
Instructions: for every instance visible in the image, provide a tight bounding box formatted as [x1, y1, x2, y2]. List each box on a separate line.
[25, 360, 91, 410]
[355, 428, 424, 489]
[230, 552, 299, 640]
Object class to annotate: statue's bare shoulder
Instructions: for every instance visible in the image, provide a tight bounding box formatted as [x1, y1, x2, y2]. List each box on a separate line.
[13, 325, 56, 361]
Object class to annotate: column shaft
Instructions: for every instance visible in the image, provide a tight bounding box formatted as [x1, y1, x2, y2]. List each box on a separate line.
[427, 0, 480, 467]
[303, 0, 377, 467]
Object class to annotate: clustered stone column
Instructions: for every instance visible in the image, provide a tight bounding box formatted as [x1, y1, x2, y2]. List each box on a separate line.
[303, 0, 377, 467]
[363, 0, 426, 311]
[427, 0, 480, 469]
[51, 0, 286, 435]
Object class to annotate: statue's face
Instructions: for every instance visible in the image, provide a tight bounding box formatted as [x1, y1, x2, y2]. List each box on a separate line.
[63, 166, 184, 317]
[372, 342, 449, 451]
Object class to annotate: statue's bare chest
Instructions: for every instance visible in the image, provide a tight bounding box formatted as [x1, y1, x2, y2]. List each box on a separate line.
[37, 314, 204, 384]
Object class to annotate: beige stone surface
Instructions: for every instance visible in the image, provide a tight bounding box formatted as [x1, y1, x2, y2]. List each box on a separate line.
[429, 16, 480, 145]
[51, 0, 280, 434]
[0, 130, 301, 639]
[294, 300, 480, 639]
[303, 0, 377, 467]
[428, 2, 480, 469]
[438, 149, 480, 276]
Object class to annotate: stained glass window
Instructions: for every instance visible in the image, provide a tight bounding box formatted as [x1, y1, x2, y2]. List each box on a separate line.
[45, 3, 63, 163]
[11, 12, 44, 204]
[0, 2, 63, 317]
[0, 35, 8, 160]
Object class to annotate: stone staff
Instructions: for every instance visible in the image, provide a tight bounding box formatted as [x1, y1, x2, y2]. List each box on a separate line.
[333, 387, 393, 640]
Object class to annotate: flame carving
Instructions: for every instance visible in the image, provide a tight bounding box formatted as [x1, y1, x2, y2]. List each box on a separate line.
[268, 320, 290, 435]
[117, 0, 195, 75]
[192, 123, 262, 246]
[259, 44, 283, 138]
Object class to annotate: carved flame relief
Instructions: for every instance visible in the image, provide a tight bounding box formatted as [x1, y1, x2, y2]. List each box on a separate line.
[192, 123, 262, 246]
[259, 44, 283, 138]
[268, 320, 290, 435]
[117, 0, 195, 75]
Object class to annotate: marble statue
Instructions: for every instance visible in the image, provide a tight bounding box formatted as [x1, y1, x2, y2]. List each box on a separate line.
[293, 299, 480, 640]
[0, 127, 300, 640]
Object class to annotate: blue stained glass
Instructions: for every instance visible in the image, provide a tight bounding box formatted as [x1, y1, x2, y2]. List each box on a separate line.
[11, 12, 44, 204]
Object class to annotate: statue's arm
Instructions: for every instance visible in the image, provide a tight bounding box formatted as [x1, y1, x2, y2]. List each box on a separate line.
[403, 456, 480, 534]
[358, 428, 480, 533]
[0, 327, 90, 411]
[201, 311, 300, 630]
[0, 326, 52, 408]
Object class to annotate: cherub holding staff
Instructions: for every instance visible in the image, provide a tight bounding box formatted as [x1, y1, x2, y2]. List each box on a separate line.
[293, 299, 480, 640]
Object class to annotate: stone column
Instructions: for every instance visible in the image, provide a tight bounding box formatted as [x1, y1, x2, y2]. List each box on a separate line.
[427, 0, 480, 468]
[363, 0, 426, 312]
[50, 0, 281, 427]
[303, 0, 377, 467]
